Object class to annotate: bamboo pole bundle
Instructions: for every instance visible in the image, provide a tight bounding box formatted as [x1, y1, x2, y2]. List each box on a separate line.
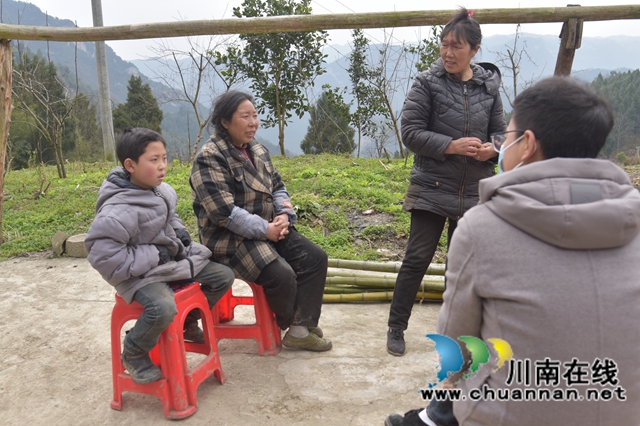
[323, 291, 442, 303]
[326, 276, 444, 292]
[328, 259, 445, 276]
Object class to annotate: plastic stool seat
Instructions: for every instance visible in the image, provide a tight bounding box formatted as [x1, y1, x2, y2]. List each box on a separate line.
[212, 282, 281, 356]
[110, 282, 225, 419]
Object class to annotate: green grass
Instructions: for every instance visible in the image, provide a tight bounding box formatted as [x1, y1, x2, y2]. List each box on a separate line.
[0, 155, 414, 261]
[3, 155, 637, 261]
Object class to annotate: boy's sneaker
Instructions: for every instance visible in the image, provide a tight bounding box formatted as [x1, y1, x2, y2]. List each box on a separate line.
[121, 351, 163, 385]
[387, 327, 406, 356]
[183, 321, 205, 344]
[385, 409, 428, 426]
[282, 331, 332, 351]
[309, 326, 323, 338]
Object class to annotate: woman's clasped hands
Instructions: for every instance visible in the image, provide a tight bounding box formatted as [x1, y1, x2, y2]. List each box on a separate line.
[445, 137, 495, 162]
[266, 213, 290, 242]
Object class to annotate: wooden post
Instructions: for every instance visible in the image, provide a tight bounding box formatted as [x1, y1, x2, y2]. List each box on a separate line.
[554, 5, 584, 76]
[91, 0, 116, 161]
[0, 39, 13, 245]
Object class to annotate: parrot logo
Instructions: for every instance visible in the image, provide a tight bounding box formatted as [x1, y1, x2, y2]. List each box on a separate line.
[426, 334, 513, 387]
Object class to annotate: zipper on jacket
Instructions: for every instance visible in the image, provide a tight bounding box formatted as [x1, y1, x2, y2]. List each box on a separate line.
[152, 187, 172, 228]
[458, 82, 470, 218]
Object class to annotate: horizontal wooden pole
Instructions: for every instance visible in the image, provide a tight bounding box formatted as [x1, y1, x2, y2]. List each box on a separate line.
[0, 6, 639, 42]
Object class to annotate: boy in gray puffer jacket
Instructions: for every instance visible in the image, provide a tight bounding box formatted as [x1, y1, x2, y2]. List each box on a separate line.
[85, 127, 234, 385]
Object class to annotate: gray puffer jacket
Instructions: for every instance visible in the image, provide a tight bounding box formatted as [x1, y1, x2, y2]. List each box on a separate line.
[402, 58, 506, 219]
[85, 167, 212, 303]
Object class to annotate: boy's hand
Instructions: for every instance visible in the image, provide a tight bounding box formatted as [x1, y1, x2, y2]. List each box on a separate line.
[155, 245, 172, 265]
[174, 228, 192, 246]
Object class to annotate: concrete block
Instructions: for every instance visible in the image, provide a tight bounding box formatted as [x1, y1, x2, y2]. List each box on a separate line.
[51, 231, 69, 257]
[65, 233, 88, 258]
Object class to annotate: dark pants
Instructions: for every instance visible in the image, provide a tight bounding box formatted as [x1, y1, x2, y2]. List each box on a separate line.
[255, 227, 328, 330]
[124, 261, 235, 355]
[388, 209, 457, 330]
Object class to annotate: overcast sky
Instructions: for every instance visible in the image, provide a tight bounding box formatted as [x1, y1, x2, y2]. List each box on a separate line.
[19, 0, 640, 60]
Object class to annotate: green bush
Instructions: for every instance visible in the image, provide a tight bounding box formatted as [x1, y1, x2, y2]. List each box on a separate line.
[616, 152, 628, 164]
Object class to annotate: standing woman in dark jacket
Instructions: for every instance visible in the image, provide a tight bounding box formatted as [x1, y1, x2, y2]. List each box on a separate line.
[387, 8, 506, 356]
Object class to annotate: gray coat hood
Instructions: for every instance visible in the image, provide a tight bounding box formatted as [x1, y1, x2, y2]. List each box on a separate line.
[480, 158, 640, 249]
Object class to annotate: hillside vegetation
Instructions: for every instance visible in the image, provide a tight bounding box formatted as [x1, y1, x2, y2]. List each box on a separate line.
[2, 155, 638, 261]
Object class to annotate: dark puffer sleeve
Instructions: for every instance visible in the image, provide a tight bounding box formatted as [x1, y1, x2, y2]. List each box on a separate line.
[401, 73, 453, 162]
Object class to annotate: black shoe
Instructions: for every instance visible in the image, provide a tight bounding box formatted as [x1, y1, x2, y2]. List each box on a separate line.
[387, 327, 406, 356]
[385, 409, 427, 426]
[121, 351, 163, 385]
[183, 321, 205, 344]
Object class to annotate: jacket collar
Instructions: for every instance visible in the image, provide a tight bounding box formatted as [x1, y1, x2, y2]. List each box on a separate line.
[211, 134, 273, 195]
[430, 58, 501, 93]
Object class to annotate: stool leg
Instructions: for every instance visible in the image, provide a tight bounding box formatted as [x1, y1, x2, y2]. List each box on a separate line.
[251, 284, 282, 356]
[110, 309, 124, 411]
[159, 319, 195, 419]
[216, 289, 234, 322]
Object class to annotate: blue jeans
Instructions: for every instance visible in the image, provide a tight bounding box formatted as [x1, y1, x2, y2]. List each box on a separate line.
[124, 261, 235, 355]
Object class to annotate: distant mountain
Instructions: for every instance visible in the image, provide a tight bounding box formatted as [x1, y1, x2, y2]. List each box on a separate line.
[6, 0, 640, 157]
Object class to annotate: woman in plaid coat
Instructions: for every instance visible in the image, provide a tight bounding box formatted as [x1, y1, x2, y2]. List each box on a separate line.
[190, 91, 332, 351]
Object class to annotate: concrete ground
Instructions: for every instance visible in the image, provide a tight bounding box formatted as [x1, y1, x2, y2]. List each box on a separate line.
[0, 253, 441, 425]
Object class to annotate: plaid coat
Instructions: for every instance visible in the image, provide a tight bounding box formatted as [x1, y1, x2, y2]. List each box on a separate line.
[190, 135, 287, 282]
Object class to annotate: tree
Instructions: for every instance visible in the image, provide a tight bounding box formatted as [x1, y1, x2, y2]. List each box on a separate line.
[366, 35, 415, 159]
[226, 0, 328, 157]
[490, 25, 543, 109]
[71, 93, 102, 164]
[112, 75, 163, 133]
[593, 69, 640, 158]
[12, 53, 76, 178]
[149, 36, 244, 162]
[363, 118, 395, 159]
[300, 87, 355, 155]
[347, 29, 384, 158]
[406, 25, 442, 73]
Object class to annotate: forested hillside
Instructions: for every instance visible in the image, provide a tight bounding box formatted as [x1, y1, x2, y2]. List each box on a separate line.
[593, 70, 640, 159]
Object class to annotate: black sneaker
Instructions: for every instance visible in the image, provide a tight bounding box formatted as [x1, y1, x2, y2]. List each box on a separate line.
[121, 351, 163, 385]
[387, 327, 406, 356]
[385, 409, 427, 426]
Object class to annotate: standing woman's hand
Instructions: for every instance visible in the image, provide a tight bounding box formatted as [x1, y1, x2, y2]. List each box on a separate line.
[444, 137, 483, 156]
[475, 142, 498, 162]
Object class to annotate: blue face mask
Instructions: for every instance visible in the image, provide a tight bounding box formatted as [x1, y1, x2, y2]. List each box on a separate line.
[497, 134, 525, 174]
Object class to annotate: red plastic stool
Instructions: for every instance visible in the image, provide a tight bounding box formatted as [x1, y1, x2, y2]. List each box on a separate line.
[212, 282, 281, 356]
[110, 282, 225, 419]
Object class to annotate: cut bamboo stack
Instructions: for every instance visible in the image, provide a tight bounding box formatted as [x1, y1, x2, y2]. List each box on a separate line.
[323, 259, 445, 303]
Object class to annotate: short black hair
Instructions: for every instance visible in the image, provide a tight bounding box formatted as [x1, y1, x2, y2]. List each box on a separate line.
[116, 127, 166, 165]
[441, 7, 482, 50]
[511, 77, 614, 159]
[207, 91, 255, 143]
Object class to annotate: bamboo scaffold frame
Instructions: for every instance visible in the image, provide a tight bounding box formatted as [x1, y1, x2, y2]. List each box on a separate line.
[0, 6, 638, 42]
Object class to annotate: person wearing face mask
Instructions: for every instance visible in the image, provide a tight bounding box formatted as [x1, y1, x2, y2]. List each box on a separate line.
[387, 8, 506, 356]
[385, 77, 640, 426]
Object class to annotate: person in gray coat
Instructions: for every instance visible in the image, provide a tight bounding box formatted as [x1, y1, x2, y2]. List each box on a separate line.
[386, 77, 640, 426]
[85, 128, 234, 385]
[387, 8, 506, 356]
